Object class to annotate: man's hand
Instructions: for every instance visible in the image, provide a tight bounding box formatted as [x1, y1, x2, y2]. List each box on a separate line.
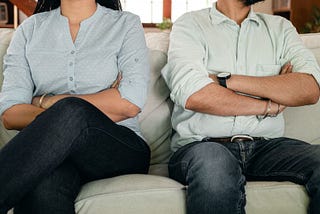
[269, 100, 286, 116]
[208, 74, 219, 84]
[279, 62, 293, 75]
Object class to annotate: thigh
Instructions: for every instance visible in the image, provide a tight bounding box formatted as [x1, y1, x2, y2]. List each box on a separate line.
[14, 161, 80, 214]
[246, 137, 320, 184]
[70, 123, 150, 182]
[169, 141, 242, 185]
[169, 141, 246, 214]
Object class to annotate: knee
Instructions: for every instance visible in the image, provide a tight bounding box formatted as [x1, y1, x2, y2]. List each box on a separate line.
[40, 97, 101, 128]
[50, 97, 94, 117]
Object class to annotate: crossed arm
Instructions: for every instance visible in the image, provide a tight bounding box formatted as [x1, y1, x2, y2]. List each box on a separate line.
[1, 16, 148, 131]
[186, 64, 320, 117]
[2, 82, 140, 131]
[166, 14, 320, 118]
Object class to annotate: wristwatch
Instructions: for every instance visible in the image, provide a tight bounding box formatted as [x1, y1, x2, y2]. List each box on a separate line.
[217, 72, 231, 88]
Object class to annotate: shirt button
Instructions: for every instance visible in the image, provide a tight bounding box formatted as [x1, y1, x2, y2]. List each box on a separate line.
[69, 62, 73, 66]
[71, 50, 75, 54]
[69, 77, 73, 81]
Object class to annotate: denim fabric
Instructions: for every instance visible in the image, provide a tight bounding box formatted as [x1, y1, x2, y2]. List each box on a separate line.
[0, 97, 150, 214]
[169, 138, 320, 214]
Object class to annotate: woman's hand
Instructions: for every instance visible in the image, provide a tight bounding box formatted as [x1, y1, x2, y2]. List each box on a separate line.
[111, 72, 122, 89]
[31, 96, 41, 107]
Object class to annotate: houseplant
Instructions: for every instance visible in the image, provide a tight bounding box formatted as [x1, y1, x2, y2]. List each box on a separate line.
[302, 6, 320, 33]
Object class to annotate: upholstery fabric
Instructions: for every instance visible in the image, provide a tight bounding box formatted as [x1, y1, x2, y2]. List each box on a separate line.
[0, 29, 18, 148]
[139, 50, 173, 164]
[75, 174, 186, 214]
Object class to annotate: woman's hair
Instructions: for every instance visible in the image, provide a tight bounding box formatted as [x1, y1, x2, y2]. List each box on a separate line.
[34, 0, 122, 14]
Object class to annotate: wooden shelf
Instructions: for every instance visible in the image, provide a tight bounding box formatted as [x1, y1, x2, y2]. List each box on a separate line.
[0, 23, 14, 28]
[8, 0, 36, 17]
[273, 0, 320, 33]
[273, 8, 290, 13]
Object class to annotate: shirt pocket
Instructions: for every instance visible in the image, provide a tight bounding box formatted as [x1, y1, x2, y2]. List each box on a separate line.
[256, 64, 282, 76]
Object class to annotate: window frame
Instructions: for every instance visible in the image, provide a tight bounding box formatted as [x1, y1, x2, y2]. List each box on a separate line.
[141, 0, 171, 27]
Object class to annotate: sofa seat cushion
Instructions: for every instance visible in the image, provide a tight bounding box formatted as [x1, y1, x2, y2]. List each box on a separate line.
[245, 181, 309, 214]
[75, 174, 186, 214]
[150, 164, 309, 214]
[74, 171, 309, 214]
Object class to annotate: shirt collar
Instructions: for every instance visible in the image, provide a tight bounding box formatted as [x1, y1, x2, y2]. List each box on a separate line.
[56, 3, 103, 27]
[210, 2, 260, 26]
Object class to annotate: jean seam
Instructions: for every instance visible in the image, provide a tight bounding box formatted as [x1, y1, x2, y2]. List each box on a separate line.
[236, 168, 246, 214]
[247, 171, 307, 182]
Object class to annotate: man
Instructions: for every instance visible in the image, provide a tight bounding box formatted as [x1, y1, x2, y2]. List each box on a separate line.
[161, 0, 320, 213]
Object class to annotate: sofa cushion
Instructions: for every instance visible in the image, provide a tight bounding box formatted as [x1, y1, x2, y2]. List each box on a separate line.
[75, 174, 186, 214]
[300, 33, 320, 65]
[139, 50, 173, 164]
[74, 167, 309, 214]
[245, 181, 309, 213]
[0, 29, 18, 148]
[284, 103, 320, 144]
[145, 31, 170, 53]
[284, 33, 320, 145]
[0, 28, 14, 85]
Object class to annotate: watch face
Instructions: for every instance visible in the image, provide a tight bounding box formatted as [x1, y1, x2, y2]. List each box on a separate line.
[217, 72, 231, 78]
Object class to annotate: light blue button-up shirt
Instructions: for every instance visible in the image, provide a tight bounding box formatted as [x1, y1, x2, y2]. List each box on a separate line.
[162, 3, 320, 151]
[0, 4, 150, 135]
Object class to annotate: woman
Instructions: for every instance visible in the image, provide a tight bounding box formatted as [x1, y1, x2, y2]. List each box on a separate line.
[0, 0, 150, 213]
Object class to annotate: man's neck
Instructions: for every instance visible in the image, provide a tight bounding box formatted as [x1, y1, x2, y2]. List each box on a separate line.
[216, 0, 251, 25]
[60, 0, 97, 25]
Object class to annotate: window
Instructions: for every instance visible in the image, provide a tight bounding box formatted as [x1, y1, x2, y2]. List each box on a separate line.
[171, 0, 217, 21]
[121, 0, 163, 23]
[121, 0, 217, 25]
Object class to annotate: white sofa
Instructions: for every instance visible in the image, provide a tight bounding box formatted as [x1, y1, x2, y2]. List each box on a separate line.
[1, 28, 320, 214]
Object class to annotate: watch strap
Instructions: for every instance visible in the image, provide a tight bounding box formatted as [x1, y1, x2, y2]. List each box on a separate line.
[218, 78, 227, 88]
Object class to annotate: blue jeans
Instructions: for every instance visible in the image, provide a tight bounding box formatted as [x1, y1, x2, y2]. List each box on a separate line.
[169, 138, 320, 214]
[0, 97, 150, 214]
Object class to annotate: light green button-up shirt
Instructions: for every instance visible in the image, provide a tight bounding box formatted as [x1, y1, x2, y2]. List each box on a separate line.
[162, 3, 320, 151]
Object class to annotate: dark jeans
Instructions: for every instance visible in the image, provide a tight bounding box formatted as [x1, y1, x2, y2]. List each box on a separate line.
[169, 138, 320, 214]
[0, 97, 150, 214]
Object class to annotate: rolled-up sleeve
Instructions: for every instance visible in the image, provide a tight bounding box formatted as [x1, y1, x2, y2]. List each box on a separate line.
[117, 15, 150, 109]
[161, 13, 213, 108]
[282, 20, 320, 85]
[0, 25, 34, 115]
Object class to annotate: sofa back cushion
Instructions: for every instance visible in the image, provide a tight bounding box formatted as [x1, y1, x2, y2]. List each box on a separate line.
[0, 28, 18, 148]
[0, 28, 14, 86]
[283, 33, 320, 144]
[139, 49, 173, 164]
